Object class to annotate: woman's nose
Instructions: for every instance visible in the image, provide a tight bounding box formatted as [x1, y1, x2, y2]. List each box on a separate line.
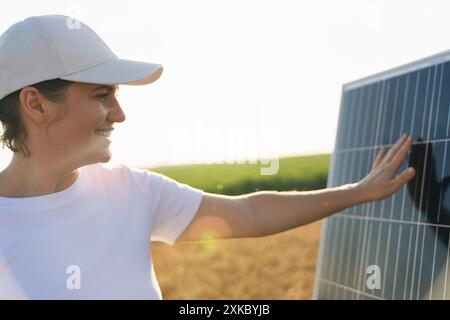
[108, 96, 126, 123]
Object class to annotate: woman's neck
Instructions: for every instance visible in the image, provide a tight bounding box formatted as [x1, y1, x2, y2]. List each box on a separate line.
[0, 154, 79, 197]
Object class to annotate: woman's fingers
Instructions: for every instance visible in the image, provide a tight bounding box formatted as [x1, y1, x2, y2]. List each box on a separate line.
[389, 135, 414, 170]
[372, 147, 386, 169]
[371, 134, 410, 169]
[383, 134, 409, 164]
[360, 134, 416, 202]
[390, 166, 416, 192]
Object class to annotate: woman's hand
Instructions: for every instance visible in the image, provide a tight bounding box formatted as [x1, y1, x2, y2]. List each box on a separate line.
[355, 133, 416, 202]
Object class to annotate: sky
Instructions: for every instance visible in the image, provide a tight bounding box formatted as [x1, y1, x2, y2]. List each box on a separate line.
[1, 0, 450, 170]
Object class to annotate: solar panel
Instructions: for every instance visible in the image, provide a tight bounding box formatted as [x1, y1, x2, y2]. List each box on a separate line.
[313, 50, 450, 300]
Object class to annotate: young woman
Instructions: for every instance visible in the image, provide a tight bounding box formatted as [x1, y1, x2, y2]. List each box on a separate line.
[0, 15, 415, 299]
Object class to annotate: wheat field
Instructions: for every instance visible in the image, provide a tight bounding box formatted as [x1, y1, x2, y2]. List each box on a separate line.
[152, 220, 322, 299]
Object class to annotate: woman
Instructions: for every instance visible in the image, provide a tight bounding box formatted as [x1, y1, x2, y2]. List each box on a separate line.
[0, 15, 415, 299]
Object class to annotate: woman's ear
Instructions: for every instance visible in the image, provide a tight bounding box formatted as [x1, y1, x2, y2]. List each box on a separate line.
[19, 86, 49, 124]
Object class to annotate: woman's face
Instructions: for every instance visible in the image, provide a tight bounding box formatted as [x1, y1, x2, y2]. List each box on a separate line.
[40, 82, 125, 166]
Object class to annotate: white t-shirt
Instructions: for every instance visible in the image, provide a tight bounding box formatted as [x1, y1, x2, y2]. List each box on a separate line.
[0, 162, 204, 299]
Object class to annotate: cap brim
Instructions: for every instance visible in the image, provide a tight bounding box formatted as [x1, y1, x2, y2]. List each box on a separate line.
[60, 58, 163, 85]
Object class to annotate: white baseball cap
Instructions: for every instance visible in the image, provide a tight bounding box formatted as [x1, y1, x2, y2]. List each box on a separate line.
[0, 14, 164, 100]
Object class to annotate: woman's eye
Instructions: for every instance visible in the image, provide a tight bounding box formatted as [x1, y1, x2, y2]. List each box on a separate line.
[96, 93, 109, 101]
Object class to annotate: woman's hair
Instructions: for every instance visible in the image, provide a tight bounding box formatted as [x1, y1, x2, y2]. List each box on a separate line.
[0, 78, 72, 157]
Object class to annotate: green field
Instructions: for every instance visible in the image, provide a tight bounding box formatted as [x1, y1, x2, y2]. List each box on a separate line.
[144, 153, 331, 195]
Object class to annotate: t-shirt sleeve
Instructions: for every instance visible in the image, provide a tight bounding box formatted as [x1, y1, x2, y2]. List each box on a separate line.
[147, 171, 204, 245]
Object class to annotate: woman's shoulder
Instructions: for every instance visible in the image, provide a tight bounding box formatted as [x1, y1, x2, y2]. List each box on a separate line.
[80, 162, 162, 196]
[81, 161, 156, 183]
[81, 161, 127, 174]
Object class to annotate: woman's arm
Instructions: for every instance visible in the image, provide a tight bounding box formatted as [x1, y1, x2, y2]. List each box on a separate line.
[245, 183, 361, 237]
[177, 134, 415, 241]
[245, 134, 415, 237]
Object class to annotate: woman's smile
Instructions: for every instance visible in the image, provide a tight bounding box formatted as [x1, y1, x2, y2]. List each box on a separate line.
[94, 128, 114, 143]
